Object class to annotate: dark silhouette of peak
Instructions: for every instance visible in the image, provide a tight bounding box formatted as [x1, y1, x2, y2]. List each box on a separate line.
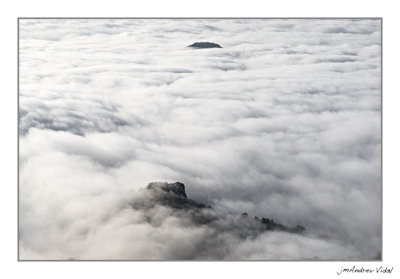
[145, 182, 209, 210]
[187, 42, 222, 49]
[147, 181, 187, 198]
[140, 182, 305, 235]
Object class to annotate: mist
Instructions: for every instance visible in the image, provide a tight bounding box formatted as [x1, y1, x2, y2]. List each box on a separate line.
[19, 19, 381, 260]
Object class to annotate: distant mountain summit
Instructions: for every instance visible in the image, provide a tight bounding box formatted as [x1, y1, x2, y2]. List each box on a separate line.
[187, 42, 223, 49]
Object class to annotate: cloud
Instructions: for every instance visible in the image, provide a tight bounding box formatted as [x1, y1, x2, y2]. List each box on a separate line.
[19, 19, 381, 260]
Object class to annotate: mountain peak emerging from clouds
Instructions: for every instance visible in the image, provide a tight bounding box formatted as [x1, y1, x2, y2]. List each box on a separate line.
[187, 42, 222, 48]
[147, 181, 187, 198]
[143, 182, 305, 234]
[145, 181, 210, 210]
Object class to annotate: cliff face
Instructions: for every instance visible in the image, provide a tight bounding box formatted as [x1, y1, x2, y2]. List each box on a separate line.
[136, 182, 304, 235]
[187, 42, 223, 49]
[145, 182, 210, 210]
[147, 182, 187, 198]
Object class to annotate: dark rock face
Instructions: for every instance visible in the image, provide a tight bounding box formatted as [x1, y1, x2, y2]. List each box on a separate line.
[147, 182, 187, 198]
[252, 215, 305, 233]
[141, 182, 305, 235]
[187, 42, 222, 49]
[145, 182, 210, 210]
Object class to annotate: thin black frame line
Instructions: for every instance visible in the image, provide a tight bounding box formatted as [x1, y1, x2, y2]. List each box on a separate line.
[380, 17, 383, 262]
[17, 17, 383, 262]
[17, 17, 20, 262]
[17, 17, 382, 19]
[19, 259, 381, 262]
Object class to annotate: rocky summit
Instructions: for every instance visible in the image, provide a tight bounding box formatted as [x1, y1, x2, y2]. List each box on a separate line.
[145, 182, 210, 210]
[147, 181, 187, 198]
[187, 42, 223, 49]
[142, 182, 305, 234]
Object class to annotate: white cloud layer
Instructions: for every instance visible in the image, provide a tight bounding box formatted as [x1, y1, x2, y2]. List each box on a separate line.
[19, 19, 381, 260]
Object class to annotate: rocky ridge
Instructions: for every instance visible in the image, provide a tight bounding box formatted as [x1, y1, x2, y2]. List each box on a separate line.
[141, 182, 305, 234]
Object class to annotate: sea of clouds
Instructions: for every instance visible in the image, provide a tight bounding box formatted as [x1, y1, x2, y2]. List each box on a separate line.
[19, 19, 381, 260]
